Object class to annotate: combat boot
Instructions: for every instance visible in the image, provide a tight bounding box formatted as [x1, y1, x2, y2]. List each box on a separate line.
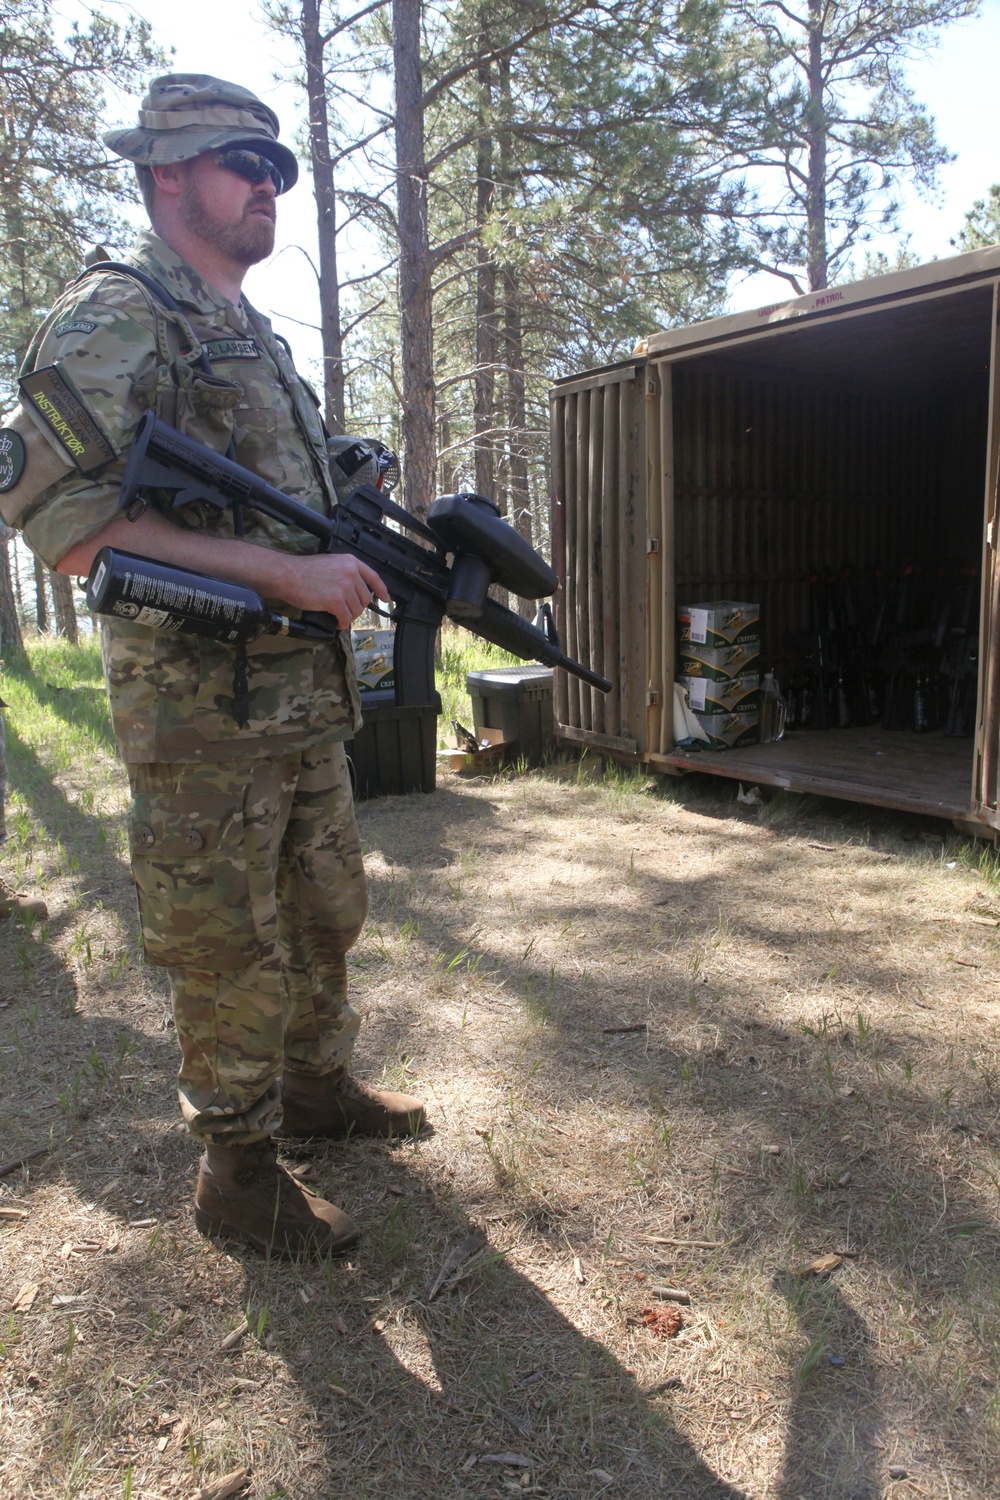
[194, 1140, 358, 1257]
[280, 1067, 426, 1140]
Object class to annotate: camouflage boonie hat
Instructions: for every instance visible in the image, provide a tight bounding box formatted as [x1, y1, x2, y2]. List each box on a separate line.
[103, 73, 298, 193]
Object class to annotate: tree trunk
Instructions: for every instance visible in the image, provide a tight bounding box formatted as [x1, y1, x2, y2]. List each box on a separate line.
[805, 0, 828, 290]
[0, 536, 24, 654]
[51, 570, 78, 642]
[301, 0, 346, 432]
[497, 57, 533, 616]
[393, 0, 436, 519]
[473, 16, 497, 501]
[34, 556, 48, 632]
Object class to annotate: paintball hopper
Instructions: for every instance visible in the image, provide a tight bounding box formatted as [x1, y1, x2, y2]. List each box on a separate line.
[426, 493, 557, 620]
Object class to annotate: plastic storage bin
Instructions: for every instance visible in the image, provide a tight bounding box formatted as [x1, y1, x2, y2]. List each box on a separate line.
[466, 665, 555, 765]
[345, 688, 438, 799]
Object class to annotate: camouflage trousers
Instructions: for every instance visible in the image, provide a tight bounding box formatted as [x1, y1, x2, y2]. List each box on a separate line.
[126, 735, 367, 1145]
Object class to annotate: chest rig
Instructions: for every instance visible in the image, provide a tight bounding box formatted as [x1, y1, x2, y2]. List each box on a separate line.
[75, 258, 336, 725]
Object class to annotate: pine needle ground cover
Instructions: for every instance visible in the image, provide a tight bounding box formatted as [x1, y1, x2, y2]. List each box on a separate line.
[3, 639, 1000, 1498]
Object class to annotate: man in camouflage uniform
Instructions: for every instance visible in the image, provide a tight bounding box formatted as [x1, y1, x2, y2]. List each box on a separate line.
[0, 75, 425, 1258]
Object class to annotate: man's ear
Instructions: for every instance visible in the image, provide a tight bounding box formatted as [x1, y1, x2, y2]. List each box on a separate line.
[150, 160, 186, 199]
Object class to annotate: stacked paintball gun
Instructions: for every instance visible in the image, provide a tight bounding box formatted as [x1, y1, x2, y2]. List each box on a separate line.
[85, 413, 611, 709]
[784, 563, 979, 736]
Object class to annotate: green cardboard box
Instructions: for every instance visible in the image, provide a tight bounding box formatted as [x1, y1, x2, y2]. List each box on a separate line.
[692, 708, 760, 750]
[679, 673, 760, 715]
[677, 638, 760, 681]
[350, 627, 395, 693]
[678, 600, 760, 649]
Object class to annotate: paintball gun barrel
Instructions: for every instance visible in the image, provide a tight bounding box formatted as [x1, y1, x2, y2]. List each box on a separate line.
[88, 413, 611, 706]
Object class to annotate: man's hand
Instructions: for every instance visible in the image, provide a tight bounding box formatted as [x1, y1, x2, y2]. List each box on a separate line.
[275, 551, 389, 630]
[57, 508, 389, 629]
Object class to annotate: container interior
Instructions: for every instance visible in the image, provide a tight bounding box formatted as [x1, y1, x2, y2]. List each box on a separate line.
[666, 283, 994, 817]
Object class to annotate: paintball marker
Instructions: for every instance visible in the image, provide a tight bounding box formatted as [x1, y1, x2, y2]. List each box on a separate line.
[85, 413, 611, 708]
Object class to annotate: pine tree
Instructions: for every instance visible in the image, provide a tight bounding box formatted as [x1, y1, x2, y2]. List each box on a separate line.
[733, 0, 979, 291]
[953, 186, 1000, 252]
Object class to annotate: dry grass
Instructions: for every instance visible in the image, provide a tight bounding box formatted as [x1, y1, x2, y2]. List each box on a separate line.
[3, 644, 1000, 1498]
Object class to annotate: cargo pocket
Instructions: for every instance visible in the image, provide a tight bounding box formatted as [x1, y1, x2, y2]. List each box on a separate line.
[128, 791, 260, 970]
[174, 366, 244, 442]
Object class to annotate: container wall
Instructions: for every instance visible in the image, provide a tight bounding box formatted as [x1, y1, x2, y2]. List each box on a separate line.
[549, 366, 648, 751]
[668, 364, 949, 676]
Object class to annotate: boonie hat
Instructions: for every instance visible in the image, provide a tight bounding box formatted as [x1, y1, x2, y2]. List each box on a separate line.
[103, 73, 298, 193]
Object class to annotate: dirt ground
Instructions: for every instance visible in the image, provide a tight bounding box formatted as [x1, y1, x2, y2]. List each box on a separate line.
[3, 728, 1000, 1499]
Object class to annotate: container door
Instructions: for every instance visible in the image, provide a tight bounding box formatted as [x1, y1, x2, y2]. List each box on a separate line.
[974, 281, 1000, 825]
[549, 363, 647, 755]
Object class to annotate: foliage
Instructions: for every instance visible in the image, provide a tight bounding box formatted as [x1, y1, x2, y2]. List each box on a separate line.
[0, 0, 163, 403]
[732, 0, 980, 291]
[953, 185, 1000, 252]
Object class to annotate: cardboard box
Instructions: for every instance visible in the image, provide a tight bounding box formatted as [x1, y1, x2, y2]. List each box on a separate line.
[677, 638, 760, 681]
[692, 709, 760, 750]
[679, 673, 760, 715]
[350, 628, 395, 693]
[678, 600, 760, 649]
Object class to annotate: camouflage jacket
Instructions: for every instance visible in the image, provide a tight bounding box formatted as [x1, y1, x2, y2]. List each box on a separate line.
[8, 231, 361, 763]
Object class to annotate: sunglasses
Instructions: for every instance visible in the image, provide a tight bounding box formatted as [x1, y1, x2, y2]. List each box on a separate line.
[213, 148, 284, 195]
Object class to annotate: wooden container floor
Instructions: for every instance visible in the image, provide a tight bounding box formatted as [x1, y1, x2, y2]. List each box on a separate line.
[660, 725, 974, 821]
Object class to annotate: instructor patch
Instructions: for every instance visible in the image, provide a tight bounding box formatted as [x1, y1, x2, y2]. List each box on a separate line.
[203, 338, 260, 361]
[17, 364, 118, 474]
[0, 430, 27, 493]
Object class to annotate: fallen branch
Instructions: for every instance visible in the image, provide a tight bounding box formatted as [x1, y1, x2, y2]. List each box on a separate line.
[639, 1236, 723, 1250]
[0, 1146, 50, 1179]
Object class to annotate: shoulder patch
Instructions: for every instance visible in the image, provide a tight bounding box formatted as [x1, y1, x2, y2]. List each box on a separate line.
[18, 364, 118, 474]
[0, 430, 27, 493]
[204, 338, 261, 362]
[53, 317, 99, 339]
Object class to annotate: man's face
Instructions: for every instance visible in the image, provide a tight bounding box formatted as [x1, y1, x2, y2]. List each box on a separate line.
[177, 152, 277, 267]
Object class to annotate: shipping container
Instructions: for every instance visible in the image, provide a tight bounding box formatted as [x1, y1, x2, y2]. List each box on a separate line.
[549, 245, 1000, 835]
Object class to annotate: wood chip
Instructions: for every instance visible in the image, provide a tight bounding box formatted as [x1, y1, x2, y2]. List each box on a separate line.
[794, 1253, 843, 1278]
[194, 1469, 250, 1500]
[0, 1147, 50, 1179]
[572, 1256, 585, 1284]
[479, 1453, 531, 1468]
[0, 1206, 28, 1221]
[328, 1382, 363, 1405]
[602, 1022, 647, 1034]
[426, 1226, 488, 1300]
[157, 1435, 169, 1453]
[649, 1286, 691, 1304]
[12, 1282, 39, 1312]
[218, 1318, 248, 1353]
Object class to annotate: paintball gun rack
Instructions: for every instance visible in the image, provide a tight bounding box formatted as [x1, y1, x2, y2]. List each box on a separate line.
[85, 413, 611, 709]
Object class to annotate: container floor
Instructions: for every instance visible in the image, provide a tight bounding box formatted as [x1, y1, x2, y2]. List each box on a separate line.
[661, 725, 973, 821]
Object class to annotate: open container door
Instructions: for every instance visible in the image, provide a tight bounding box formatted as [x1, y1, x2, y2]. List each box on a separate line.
[974, 281, 1000, 831]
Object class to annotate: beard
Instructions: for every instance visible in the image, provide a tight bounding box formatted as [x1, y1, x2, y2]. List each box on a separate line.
[178, 174, 275, 267]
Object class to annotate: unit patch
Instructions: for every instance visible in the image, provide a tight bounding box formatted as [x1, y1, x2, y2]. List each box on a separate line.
[53, 318, 99, 339]
[0, 430, 27, 493]
[204, 339, 260, 361]
[17, 365, 117, 474]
